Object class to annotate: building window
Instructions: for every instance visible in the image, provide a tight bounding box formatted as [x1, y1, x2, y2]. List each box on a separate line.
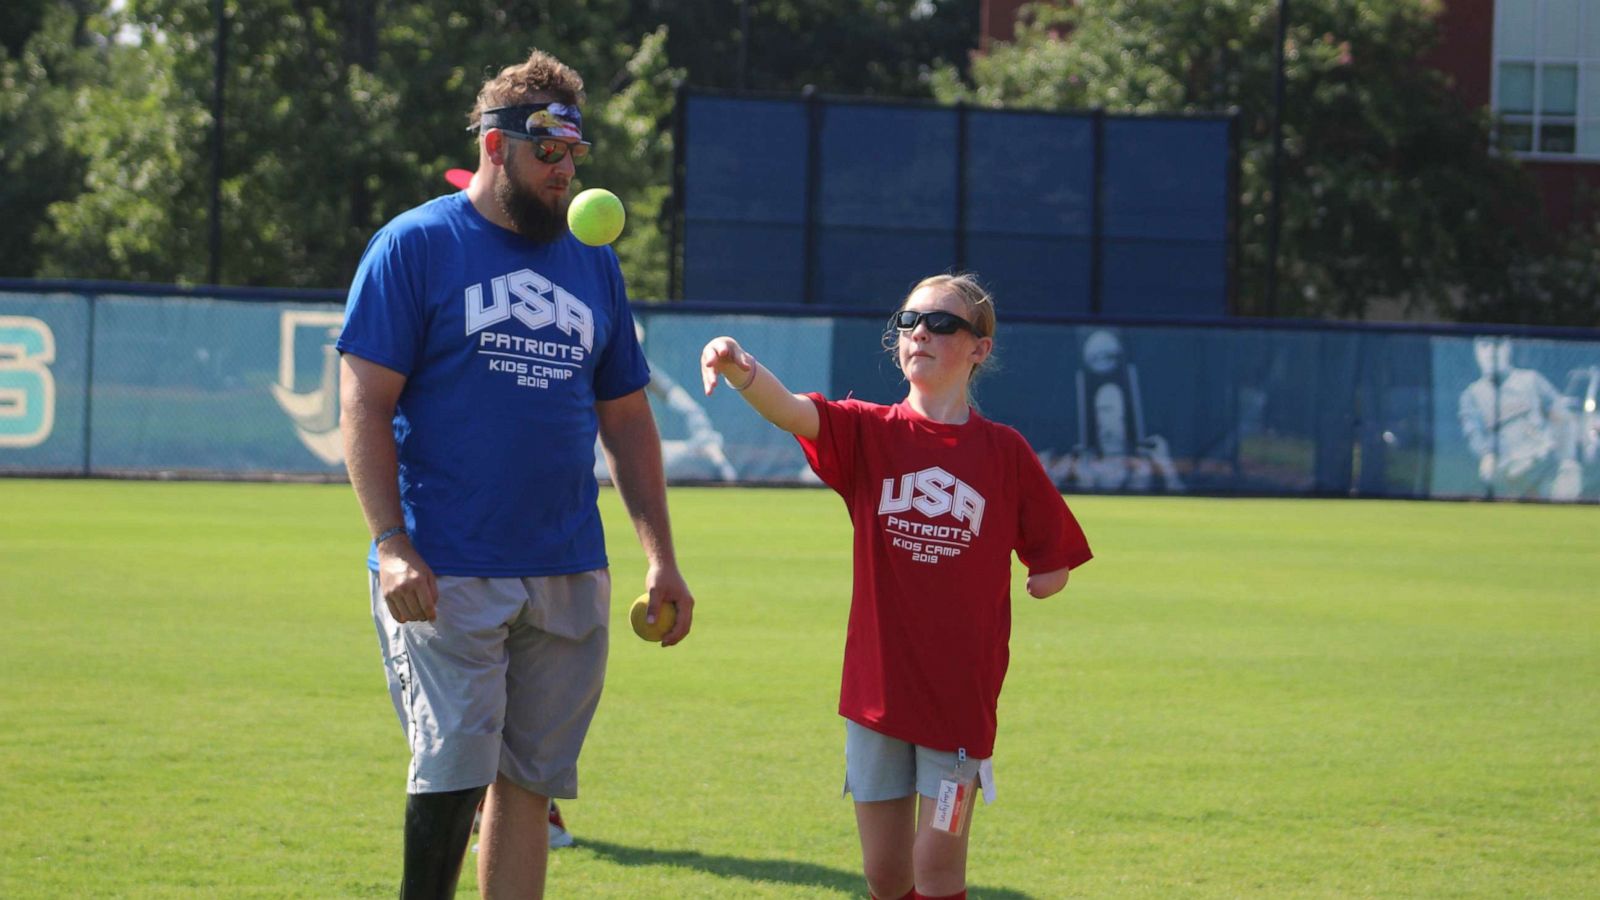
[1493, 0, 1599, 159]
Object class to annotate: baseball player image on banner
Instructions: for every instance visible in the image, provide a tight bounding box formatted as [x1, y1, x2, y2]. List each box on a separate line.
[1043, 328, 1186, 493]
[593, 322, 736, 483]
[1435, 335, 1591, 501]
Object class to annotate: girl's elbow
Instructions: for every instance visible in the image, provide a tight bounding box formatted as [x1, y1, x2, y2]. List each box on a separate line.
[768, 402, 818, 438]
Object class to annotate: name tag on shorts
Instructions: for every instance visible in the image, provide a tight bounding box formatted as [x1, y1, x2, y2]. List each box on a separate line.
[930, 776, 970, 833]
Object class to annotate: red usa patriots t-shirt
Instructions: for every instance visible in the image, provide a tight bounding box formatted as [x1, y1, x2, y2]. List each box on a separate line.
[797, 395, 1093, 759]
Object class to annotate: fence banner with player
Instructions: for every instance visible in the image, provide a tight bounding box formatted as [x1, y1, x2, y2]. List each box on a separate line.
[2, 286, 1597, 502]
[1429, 335, 1599, 502]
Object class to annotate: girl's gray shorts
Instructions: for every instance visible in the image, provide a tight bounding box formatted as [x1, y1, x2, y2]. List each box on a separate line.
[842, 719, 997, 805]
[370, 569, 610, 798]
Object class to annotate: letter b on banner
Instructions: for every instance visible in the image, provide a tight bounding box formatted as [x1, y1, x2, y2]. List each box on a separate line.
[0, 317, 57, 448]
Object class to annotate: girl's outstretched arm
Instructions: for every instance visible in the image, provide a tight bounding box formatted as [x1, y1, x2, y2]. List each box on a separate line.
[701, 336, 820, 440]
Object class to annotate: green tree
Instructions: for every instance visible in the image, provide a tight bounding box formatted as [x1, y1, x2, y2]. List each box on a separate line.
[931, 0, 1572, 323]
[628, 0, 978, 96]
[1460, 216, 1600, 327]
[27, 1, 674, 290]
[589, 26, 684, 301]
[34, 9, 211, 283]
[0, 2, 102, 280]
[1, 0, 54, 56]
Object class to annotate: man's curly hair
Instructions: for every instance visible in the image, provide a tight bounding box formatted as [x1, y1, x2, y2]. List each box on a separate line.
[468, 49, 586, 130]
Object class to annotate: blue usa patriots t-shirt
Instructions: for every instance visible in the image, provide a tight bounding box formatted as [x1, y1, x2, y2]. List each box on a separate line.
[337, 192, 650, 577]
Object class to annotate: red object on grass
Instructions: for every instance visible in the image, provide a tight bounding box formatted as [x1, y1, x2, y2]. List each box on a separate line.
[445, 168, 472, 189]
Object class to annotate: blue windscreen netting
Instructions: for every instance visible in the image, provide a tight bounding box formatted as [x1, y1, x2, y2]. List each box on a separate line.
[814, 103, 960, 306]
[682, 96, 810, 306]
[963, 109, 1095, 315]
[1100, 118, 1232, 317]
[679, 92, 1234, 318]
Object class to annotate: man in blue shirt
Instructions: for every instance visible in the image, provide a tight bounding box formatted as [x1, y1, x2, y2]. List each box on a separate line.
[338, 49, 694, 899]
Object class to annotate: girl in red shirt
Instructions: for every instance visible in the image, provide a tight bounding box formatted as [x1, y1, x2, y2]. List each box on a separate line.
[701, 273, 1093, 900]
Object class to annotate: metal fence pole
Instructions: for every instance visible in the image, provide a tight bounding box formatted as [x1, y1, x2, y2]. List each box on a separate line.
[1265, 0, 1289, 317]
[82, 294, 97, 476]
[208, 0, 227, 286]
[802, 87, 821, 305]
[669, 83, 687, 301]
[1090, 108, 1105, 317]
[954, 102, 968, 272]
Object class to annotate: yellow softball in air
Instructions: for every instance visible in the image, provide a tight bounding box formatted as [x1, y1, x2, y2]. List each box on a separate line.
[568, 188, 626, 246]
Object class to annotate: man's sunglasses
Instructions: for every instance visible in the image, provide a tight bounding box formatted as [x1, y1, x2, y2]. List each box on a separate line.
[891, 309, 976, 335]
[506, 134, 592, 165]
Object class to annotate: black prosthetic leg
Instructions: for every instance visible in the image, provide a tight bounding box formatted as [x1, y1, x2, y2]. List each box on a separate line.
[399, 785, 487, 899]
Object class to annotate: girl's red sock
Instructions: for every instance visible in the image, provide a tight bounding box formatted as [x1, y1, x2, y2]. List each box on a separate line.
[871, 886, 966, 899]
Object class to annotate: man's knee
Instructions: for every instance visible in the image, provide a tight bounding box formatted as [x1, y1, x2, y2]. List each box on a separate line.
[492, 773, 549, 806]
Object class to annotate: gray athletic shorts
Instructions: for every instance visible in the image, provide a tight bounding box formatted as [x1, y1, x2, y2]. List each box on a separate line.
[370, 569, 611, 797]
[842, 720, 997, 805]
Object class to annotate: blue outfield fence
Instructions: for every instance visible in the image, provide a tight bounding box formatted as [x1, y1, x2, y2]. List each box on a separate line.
[2, 283, 1598, 502]
[673, 89, 1236, 320]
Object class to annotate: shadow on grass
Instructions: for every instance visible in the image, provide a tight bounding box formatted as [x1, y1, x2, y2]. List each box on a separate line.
[574, 838, 1035, 899]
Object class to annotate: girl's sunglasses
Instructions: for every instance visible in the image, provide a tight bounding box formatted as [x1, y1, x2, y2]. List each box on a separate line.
[891, 309, 975, 335]
[510, 134, 592, 165]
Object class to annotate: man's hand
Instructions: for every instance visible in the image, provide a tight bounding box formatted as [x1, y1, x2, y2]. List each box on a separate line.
[378, 536, 439, 623]
[643, 563, 694, 647]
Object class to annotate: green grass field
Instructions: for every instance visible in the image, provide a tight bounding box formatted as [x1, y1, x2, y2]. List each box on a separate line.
[1, 479, 1596, 898]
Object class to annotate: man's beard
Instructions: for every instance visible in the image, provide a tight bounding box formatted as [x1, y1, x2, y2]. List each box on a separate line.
[495, 158, 569, 243]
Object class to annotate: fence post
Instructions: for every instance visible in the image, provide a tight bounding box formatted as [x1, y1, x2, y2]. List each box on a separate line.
[802, 86, 822, 305]
[82, 293, 97, 476]
[669, 82, 688, 301]
[954, 101, 968, 273]
[1265, 0, 1290, 317]
[208, 0, 227, 286]
[1090, 107, 1105, 317]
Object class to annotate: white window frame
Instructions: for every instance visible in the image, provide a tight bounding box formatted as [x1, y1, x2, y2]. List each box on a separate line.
[1492, 0, 1598, 161]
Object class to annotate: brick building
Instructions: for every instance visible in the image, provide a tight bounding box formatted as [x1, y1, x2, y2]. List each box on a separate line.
[979, 0, 1600, 230]
[1432, 0, 1598, 229]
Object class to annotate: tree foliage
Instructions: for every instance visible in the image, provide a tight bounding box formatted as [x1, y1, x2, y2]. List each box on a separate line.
[2, 0, 976, 298]
[0, 3, 99, 280]
[932, 0, 1594, 324]
[28, 0, 638, 288]
[590, 26, 682, 301]
[1, 0, 54, 57]
[628, 0, 978, 95]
